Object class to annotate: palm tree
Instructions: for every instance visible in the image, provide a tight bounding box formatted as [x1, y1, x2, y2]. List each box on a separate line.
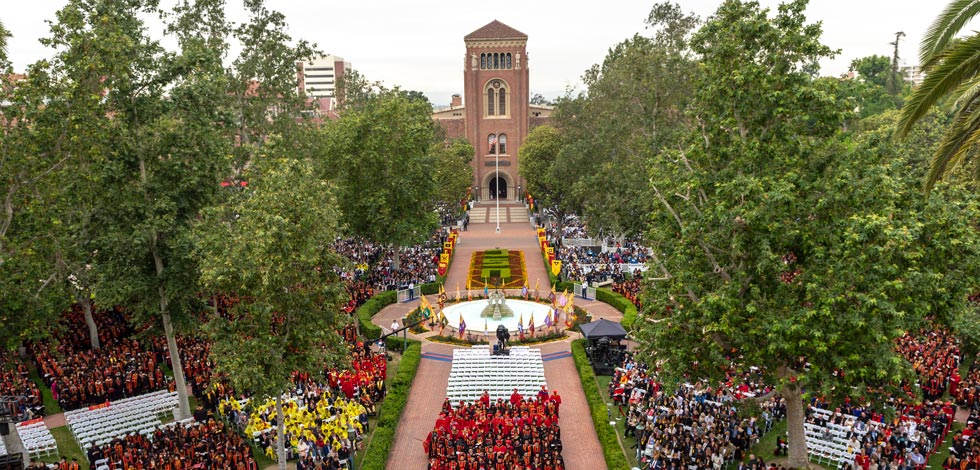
[0, 19, 9, 62]
[896, 0, 980, 192]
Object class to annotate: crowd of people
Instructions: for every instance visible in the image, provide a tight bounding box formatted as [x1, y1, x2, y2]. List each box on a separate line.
[610, 355, 782, 470]
[224, 384, 367, 466]
[0, 350, 43, 420]
[85, 420, 256, 470]
[943, 404, 980, 469]
[897, 329, 962, 401]
[612, 270, 643, 309]
[423, 392, 564, 470]
[29, 306, 173, 411]
[807, 399, 953, 470]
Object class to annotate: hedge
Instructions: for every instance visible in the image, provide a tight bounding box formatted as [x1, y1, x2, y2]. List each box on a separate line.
[594, 287, 638, 330]
[571, 339, 632, 470]
[357, 290, 397, 340]
[360, 340, 422, 470]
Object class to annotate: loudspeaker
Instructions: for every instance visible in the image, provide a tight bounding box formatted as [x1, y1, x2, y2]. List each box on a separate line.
[0, 421, 9, 435]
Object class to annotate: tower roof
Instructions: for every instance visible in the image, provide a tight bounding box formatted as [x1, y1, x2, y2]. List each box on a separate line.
[464, 20, 527, 40]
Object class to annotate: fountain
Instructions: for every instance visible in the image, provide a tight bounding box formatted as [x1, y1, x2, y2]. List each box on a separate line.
[481, 291, 514, 320]
[443, 298, 552, 333]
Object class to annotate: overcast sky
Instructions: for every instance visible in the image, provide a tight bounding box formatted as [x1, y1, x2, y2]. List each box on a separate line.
[2, 1, 957, 106]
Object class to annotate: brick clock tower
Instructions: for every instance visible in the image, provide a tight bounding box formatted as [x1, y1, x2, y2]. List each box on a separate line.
[463, 20, 529, 202]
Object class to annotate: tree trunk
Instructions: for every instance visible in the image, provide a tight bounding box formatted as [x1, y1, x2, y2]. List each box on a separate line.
[80, 294, 100, 350]
[392, 244, 400, 272]
[153, 240, 191, 419]
[162, 310, 191, 419]
[276, 394, 287, 470]
[782, 385, 810, 469]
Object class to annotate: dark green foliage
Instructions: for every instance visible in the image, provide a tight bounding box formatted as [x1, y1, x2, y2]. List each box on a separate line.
[360, 340, 421, 470]
[571, 339, 631, 469]
[357, 291, 397, 340]
[595, 288, 638, 330]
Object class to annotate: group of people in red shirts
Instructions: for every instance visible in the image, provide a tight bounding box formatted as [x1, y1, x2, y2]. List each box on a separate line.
[424, 388, 564, 470]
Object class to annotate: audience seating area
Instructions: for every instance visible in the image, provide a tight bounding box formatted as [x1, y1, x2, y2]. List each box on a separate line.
[64, 390, 178, 451]
[446, 346, 546, 403]
[14, 420, 56, 460]
[803, 408, 868, 468]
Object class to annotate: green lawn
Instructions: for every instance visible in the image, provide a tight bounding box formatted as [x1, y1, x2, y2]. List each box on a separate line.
[40, 426, 86, 466]
[927, 421, 965, 468]
[28, 364, 63, 416]
[594, 375, 639, 468]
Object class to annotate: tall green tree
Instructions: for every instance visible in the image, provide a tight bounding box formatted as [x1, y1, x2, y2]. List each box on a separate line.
[552, 2, 698, 237]
[635, 1, 980, 467]
[47, 0, 234, 419]
[432, 137, 474, 215]
[323, 87, 439, 267]
[849, 55, 891, 88]
[517, 125, 576, 236]
[227, 0, 318, 175]
[196, 156, 348, 470]
[0, 61, 74, 349]
[896, 0, 980, 191]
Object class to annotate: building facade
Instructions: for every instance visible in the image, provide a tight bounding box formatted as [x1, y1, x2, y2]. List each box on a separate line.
[433, 20, 551, 202]
[297, 55, 351, 113]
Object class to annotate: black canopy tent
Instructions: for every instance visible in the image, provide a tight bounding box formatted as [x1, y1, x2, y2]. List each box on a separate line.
[580, 319, 628, 375]
[579, 318, 628, 340]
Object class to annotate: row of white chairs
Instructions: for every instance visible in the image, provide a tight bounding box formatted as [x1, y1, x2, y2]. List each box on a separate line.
[66, 390, 178, 451]
[446, 347, 548, 402]
[16, 420, 57, 460]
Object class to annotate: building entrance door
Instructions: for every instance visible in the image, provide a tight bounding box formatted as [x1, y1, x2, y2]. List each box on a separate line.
[489, 177, 508, 200]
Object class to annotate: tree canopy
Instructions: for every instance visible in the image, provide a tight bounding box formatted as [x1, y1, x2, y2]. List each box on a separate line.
[634, 1, 980, 467]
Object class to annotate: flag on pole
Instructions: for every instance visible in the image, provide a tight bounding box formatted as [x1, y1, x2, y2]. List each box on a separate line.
[548, 285, 557, 306]
[484, 319, 488, 338]
[545, 309, 553, 327]
[455, 282, 461, 302]
[552, 307, 560, 328]
[420, 296, 432, 319]
[534, 279, 540, 301]
[521, 282, 528, 300]
[459, 314, 466, 338]
[529, 313, 535, 336]
[467, 290, 473, 301]
[518, 313, 525, 341]
[483, 283, 489, 298]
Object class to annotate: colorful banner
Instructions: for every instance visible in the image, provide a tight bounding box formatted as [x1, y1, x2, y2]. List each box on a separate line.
[551, 260, 562, 276]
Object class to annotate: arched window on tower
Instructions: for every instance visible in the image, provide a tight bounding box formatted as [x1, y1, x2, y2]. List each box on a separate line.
[493, 53, 499, 69]
[484, 79, 509, 117]
[488, 134, 497, 154]
[498, 134, 507, 154]
[481, 53, 487, 69]
[506, 53, 512, 69]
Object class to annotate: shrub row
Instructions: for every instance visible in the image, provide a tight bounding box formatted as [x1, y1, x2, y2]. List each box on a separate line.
[570, 339, 632, 470]
[360, 340, 422, 470]
[594, 287, 637, 330]
[357, 290, 397, 340]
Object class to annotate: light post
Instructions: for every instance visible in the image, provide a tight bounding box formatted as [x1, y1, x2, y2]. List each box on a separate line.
[495, 146, 500, 233]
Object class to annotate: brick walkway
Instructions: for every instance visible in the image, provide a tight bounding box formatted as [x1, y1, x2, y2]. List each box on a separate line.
[380, 207, 612, 470]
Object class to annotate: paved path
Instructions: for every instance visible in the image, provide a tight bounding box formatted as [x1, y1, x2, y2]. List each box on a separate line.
[445, 202, 550, 298]
[380, 204, 623, 470]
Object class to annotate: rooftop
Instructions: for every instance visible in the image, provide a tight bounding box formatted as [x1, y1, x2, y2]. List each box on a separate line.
[464, 20, 528, 41]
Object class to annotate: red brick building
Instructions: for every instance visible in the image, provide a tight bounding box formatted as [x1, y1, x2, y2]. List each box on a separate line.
[433, 20, 552, 202]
